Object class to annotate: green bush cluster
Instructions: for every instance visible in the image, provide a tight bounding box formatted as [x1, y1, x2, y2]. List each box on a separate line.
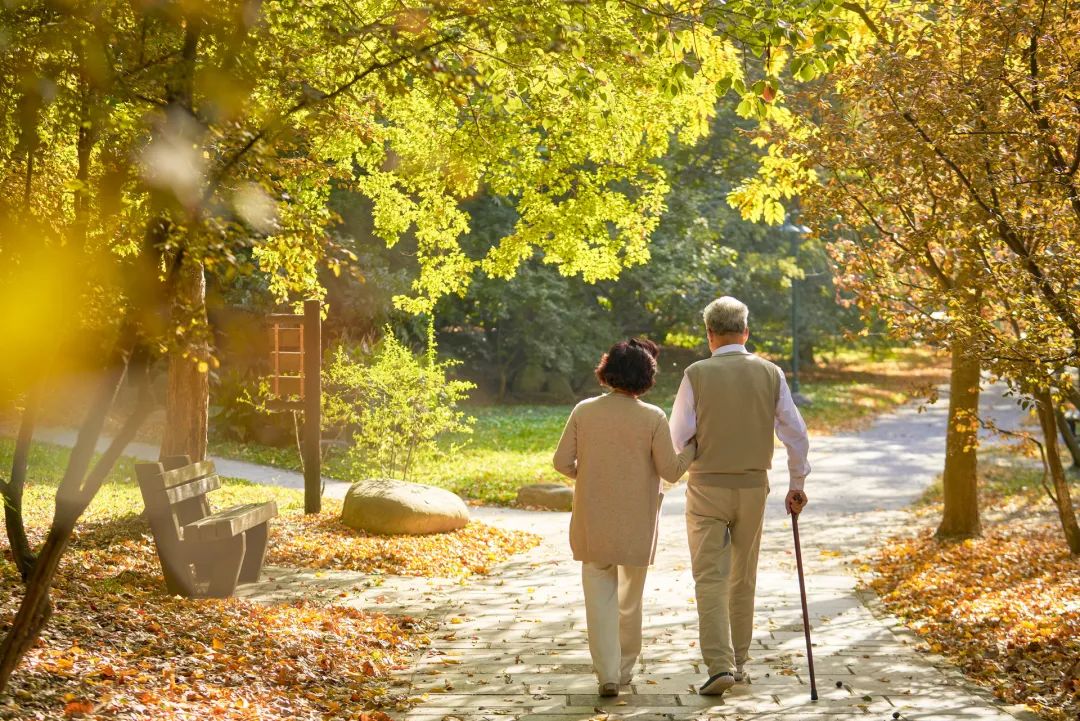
[323, 328, 475, 482]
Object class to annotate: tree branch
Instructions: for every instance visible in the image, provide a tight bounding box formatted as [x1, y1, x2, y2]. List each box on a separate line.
[892, 103, 1080, 343]
[840, 2, 888, 45]
[208, 33, 456, 194]
[3, 386, 41, 581]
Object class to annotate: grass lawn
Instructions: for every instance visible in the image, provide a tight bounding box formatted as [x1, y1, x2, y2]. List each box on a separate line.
[793, 346, 950, 433]
[211, 347, 949, 505]
[0, 439, 538, 720]
[212, 404, 571, 506]
[870, 450, 1080, 721]
[2, 439, 537, 578]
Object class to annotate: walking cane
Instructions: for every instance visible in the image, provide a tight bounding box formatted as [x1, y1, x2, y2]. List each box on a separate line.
[791, 510, 819, 701]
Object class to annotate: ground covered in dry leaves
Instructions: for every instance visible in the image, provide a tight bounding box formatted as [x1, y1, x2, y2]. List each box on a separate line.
[870, 455, 1080, 721]
[1, 515, 432, 720]
[0, 442, 539, 719]
[269, 503, 539, 577]
[796, 347, 951, 434]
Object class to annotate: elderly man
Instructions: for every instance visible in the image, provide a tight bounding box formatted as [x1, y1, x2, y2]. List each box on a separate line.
[670, 296, 810, 696]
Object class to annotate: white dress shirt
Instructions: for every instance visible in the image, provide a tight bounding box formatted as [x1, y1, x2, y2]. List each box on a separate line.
[669, 344, 811, 491]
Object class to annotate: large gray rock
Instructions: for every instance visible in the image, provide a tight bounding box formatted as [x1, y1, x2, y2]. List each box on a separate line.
[341, 479, 470, 535]
[516, 483, 574, 511]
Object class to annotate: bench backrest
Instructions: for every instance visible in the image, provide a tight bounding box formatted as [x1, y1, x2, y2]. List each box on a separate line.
[135, 456, 226, 595]
[135, 457, 221, 545]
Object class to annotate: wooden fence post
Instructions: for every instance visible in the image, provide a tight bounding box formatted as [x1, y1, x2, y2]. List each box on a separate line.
[303, 299, 322, 514]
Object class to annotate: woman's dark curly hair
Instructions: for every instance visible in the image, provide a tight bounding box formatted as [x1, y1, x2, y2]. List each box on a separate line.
[595, 338, 660, 395]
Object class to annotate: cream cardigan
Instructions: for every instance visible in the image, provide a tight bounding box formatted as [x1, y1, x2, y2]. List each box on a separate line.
[553, 393, 696, 566]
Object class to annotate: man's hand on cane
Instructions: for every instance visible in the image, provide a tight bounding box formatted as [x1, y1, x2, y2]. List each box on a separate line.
[785, 489, 807, 516]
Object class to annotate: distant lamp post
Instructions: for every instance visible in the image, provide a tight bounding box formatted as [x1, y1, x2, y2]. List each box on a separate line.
[782, 220, 811, 407]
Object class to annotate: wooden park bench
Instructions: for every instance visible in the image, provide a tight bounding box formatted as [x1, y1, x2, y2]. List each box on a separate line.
[135, 456, 278, 598]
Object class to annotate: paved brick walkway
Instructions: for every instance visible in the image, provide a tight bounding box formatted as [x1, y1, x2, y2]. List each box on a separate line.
[373, 388, 1037, 721]
[383, 517, 1031, 721]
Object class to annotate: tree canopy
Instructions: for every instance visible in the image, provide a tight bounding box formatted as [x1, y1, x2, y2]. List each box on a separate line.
[754, 0, 1080, 551]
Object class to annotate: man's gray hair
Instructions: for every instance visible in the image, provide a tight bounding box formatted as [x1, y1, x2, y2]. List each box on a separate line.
[703, 296, 749, 335]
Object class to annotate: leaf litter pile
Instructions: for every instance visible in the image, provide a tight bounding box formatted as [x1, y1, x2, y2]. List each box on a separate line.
[1, 518, 431, 720]
[268, 502, 540, 577]
[871, 485, 1080, 721]
[0, 478, 539, 719]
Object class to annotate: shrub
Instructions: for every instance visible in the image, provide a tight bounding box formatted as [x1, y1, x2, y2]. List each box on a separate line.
[323, 327, 474, 481]
[209, 369, 297, 447]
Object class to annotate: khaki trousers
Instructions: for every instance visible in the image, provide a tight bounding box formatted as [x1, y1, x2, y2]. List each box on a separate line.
[581, 562, 649, 685]
[685, 483, 769, 676]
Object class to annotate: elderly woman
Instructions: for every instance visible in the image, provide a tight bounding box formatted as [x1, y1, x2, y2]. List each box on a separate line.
[552, 338, 696, 698]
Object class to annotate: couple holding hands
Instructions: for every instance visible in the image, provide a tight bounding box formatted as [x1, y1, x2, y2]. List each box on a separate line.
[553, 296, 811, 698]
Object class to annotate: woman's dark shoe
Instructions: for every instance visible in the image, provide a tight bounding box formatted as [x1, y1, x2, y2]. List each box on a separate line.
[599, 682, 619, 697]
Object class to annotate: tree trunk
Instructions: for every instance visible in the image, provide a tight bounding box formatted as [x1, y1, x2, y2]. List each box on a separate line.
[797, 336, 816, 368]
[159, 259, 209, 462]
[0, 516, 66, 691]
[0, 187, 173, 690]
[159, 15, 207, 463]
[0, 340, 152, 693]
[3, 387, 41, 580]
[1056, 407, 1080, 469]
[1035, 390, 1080, 555]
[936, 348, 981, 539]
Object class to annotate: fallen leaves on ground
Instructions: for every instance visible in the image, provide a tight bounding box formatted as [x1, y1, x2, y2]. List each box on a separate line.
[1, 531, 432, 720]
[0, 473, 538, 719]
[871, 491, 1079, 721]
[798, 348, 950, 435]
[268, 504, 541, 577]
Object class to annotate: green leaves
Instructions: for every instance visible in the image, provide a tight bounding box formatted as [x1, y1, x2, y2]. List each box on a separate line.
[727, 143, 817, 225]
[763, 198, 786, 225]
[736, 94, 759, 118]
[791, 55, 825, 81]
[0, 0, 865, 361]
[323, 328, 475, 482]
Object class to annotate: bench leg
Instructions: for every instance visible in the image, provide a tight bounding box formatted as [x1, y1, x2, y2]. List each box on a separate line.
[160, 557, 196, 597]
[238, 523, 269, 584]
[198, 535, 245, 598]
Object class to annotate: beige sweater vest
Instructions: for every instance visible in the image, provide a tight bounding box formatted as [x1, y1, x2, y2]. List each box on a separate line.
[685, 351, 782, 488]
